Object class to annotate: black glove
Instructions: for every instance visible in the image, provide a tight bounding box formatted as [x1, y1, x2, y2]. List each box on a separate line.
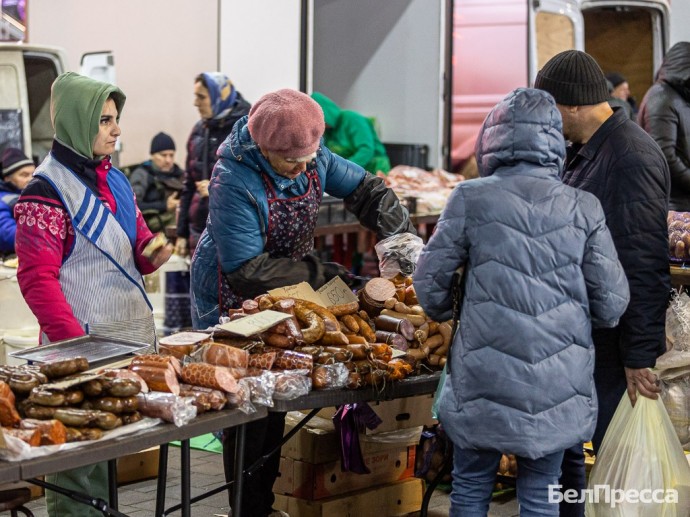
[322, 262, 354, 287]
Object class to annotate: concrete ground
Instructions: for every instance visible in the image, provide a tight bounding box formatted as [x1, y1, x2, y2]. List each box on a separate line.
[22, 447, 520, 516]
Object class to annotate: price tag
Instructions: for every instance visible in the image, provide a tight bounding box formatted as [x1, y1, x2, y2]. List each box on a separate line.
[218, 310, 292, 337]
[269, 282, 325, 306]
[317, 276, 359, 307]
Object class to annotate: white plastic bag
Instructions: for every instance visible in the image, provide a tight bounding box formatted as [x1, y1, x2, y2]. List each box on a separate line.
[586, 393, 690, 516]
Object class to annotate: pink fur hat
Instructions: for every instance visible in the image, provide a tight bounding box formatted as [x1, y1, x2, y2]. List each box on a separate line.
[248, 89, 325, 158]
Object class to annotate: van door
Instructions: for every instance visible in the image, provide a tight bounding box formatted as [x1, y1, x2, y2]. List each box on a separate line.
[0, 47, 29, 156]
[80, 51, 116, 85]
[580, 0, 670, 108]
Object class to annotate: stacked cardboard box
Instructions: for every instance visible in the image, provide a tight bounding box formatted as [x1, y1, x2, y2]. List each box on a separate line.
[274, 394, 436, 517]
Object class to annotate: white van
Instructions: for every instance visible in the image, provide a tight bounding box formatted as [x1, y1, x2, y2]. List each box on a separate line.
[452, 0, 671, 171]
[0, 44, 115, 163]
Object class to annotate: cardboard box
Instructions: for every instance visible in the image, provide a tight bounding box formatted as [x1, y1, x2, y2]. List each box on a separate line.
[275, 445, 415, 500]
[311, 394, 436, 434]
[117, 447, 160, 485]
[274, 477, 424, 517]
[283, 411, 423, 463]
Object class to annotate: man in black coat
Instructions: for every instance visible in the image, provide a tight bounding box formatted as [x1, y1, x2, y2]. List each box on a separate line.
[535, 50, 670, 517]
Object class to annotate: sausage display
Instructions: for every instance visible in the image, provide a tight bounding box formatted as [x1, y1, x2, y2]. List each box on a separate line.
[40, 357, 89, 379]
[0, 381, 22, 427]
[19, 418, 67, 445]
[128, 364, 180, 395]
[180, 363, 238, 393]
[200, 342, 249, 368]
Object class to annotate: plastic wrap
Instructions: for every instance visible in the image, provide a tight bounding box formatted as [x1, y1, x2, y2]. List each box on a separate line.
[668, 211, 690, 262]
[135, 392, 197, 427]
[375, 232, 424, 278]
[234, 379, 256, 415]
[272, 370, 312, 400]
[311, 362, 349, 390]
[241, 370, 276, 408]
[667, 291, 690, 352]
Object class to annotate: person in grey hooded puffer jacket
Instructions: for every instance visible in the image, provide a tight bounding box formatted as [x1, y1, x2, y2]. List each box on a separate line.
[413, 88, 630, 516]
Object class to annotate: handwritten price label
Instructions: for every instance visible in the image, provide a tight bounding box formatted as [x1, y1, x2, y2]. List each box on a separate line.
[317, 277, 358, 306]
[218, 310, 292, 337]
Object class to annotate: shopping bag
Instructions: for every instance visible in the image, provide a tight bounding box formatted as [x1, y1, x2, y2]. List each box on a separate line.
[431, 364, 447, 420]
[585, 393, 690, 516]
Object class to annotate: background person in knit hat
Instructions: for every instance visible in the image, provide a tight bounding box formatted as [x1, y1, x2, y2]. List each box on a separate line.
[128, 131, 184, 232]
[0, 147, 34, 255]
[13, 71, 173, 517]
[605, 71, 635, 120]
[175, 72, 251, 257]
[190, 88, 415, 517]
[535, 49, 670, 517]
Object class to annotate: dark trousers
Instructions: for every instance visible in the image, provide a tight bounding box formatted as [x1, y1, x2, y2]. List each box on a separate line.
[558, 365, 627, 517]
[223, 411, 287, 517]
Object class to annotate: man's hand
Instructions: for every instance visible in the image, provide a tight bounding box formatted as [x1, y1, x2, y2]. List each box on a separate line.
[195, 180, 210, 198]
[175, 237, 188, 257]
[624, 367, 661, 406]
[166, 192, 180, 212]
[150, 243, 174, 268]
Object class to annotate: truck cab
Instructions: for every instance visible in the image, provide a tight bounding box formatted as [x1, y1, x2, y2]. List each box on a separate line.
[0, 44, 115, 164]
[452, 0, 670, 172]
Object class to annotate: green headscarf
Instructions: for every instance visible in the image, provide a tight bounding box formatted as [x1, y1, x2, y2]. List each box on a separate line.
[50, 72, 126, 158]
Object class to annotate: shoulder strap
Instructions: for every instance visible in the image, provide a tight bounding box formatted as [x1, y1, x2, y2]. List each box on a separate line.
[447, 265, 467, 374]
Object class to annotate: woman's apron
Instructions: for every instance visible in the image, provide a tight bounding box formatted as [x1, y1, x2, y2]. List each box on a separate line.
[218, 168, 322, 312]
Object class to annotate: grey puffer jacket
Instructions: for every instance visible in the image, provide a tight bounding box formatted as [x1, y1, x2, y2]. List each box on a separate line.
[413, 88, 629, 459]
[638, 42, 690, 211]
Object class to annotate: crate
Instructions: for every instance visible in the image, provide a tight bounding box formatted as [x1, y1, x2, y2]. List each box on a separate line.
[383, 143, 429, 169]
[317, 196, 358, 227]
[117, 447, 160, 485]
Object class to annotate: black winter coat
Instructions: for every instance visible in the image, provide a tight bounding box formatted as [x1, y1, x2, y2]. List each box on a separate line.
[176, 92, 251, 248]
[638, 42, 690, 211]
[563, 108, 670, 369]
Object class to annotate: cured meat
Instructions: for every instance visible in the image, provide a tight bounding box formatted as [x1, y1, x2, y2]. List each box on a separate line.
[128, 364, 180, 395]
[19, 418, 67, 445]
[100, 369, 149, 393]
[131, 355, 182, 376]
[3, 427, 41, 446]
[179, 384, 226, 411]
[200, 343, 249, 368]
[180, 363, 238, 393]
[273, 350, 314, 371]
[40, 357, 89, 379]
[0, 381, 22, 426]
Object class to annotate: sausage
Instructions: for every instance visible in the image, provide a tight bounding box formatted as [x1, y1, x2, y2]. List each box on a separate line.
[241, 299, 260, 314]
[380, 309, 426, 327]
[177, 389, 212, 413]
[323, 346, 354, 362]
[318, 331, 349, 347]
[316, 352, 334, 365]
[328, 301, 360, 317]
[40, 357, 89, 379]
[353, 314, 376, 343]
[200, 342, 249, 368]
[346, 371, 363, 389]
[340, 314, 360, 333]
[131, 354, 182, 377]
[290, 299, 339, 332]
[104, 377, 142, 397]
[179, 384, 226, 410]
[293, 306, 325, 344]
[375, 330, 408, 350]
[83, 379, 104, 397]
[95, 412, 122, 430]
[121, 411, 143, 425]
[8, 372, 41, 394]
[375, 315, 415, 341]
[64, 389, 85, 405]
[262, 332, 295, 349]
[100, 369, 149, 393]
[53, 408, 119, 429]
[22, 403, 57, 420]
[135, 392, 184, 422]
[344, 334, 367, 345]
[19, 418, 67, 445]
[368, 343, 393, 362]
[0, 381, 22, 426]
[65, 427, 104, 442]
[180, 363, 238, 393]
[82, 397, 124, 414]
[248, 352, 277, 370]
[129, 364, 180, 395]
[28, 388, 66, 407]
[346, 344, 368, 361]
[273, 350, 314, 371]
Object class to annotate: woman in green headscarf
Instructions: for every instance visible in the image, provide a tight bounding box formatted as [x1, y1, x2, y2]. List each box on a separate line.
[14, 72, 172, 516]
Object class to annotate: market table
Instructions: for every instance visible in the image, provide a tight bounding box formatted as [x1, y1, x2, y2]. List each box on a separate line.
[0, 406, 267, 517]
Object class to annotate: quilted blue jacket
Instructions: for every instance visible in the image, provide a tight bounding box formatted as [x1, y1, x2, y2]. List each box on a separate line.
[191, 116, 368, 326]
[0, 181, 21, 253]
[413, 88, 630, 458]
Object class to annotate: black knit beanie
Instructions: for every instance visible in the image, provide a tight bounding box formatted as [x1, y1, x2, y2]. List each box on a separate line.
[150, 132, 175, 154]
[534, 50, 610, 106]
[1, 147, 33, 178]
